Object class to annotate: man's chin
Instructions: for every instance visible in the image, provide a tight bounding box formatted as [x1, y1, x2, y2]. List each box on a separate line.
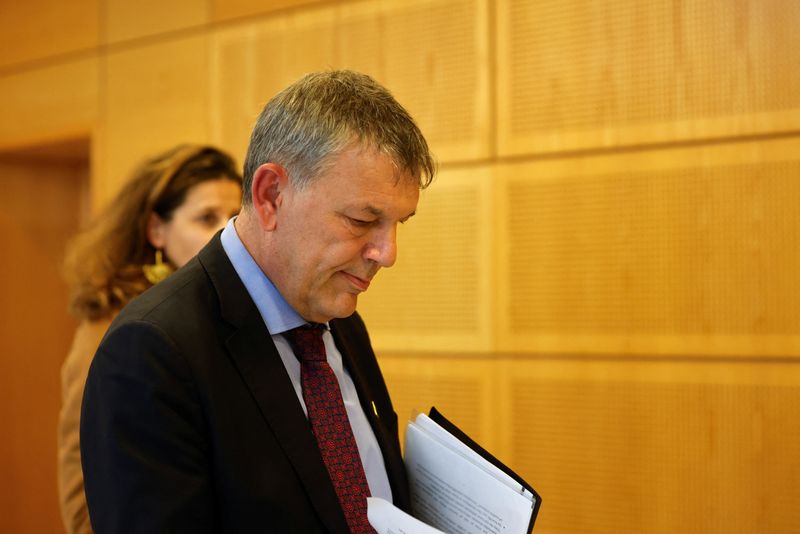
[331, 295, 359, 319]
[312, 295, 358, 322]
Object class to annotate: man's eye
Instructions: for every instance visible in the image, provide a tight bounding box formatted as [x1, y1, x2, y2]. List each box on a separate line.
[349, 217, 373, 227]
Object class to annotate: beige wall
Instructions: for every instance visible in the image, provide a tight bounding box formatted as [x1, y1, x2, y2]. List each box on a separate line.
[1, 0, 798, 532]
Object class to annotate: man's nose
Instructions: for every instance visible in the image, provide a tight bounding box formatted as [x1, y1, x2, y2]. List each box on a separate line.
[364, 226, 398, 268]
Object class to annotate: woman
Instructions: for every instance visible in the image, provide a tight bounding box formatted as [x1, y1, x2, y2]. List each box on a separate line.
[58, 145, 243, 534]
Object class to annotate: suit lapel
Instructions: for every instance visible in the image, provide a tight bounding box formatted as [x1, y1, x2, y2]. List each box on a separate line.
[198, 235, 350, 534]
[331, 318, 410, 511]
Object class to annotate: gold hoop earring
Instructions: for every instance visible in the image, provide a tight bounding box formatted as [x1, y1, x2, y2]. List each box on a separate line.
[143, 249, 174, 284]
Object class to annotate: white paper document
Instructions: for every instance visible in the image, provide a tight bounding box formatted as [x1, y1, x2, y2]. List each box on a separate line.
[403, 413, 536, 534]
[367, 497, 446, 534]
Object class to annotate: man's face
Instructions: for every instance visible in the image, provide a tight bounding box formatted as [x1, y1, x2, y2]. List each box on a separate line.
[270, 145, 420, 323]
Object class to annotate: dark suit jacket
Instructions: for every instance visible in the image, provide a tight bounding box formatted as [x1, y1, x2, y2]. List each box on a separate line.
[80, 234, 409, 533]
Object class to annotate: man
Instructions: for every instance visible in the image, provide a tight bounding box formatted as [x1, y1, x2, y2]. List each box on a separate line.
[80, 70, 435, 533]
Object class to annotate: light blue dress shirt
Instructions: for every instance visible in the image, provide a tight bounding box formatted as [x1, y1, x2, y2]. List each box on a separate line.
[220, 218, 392, 502]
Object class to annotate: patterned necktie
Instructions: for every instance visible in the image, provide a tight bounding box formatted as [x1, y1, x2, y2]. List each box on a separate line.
[283, 324, 375, 534]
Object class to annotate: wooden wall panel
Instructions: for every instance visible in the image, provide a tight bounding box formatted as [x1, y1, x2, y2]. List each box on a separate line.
[359, 166, 495, 353]
[0, 0, 99, 69]
[496, 136, 800, 357]
[101, 34, 211, 201]
[103, 0, 208, 44]
[210, 0, 323, 23]
[0, 158, 86, 533]
[502, 357, 800, 533]
[378, 354, 499, 454]
[211, 0, 489, 164]
[0, 58, 98, 151]
[210, 10, 337, 164]
[497, 0, 800, 155]
[335, 0, 491, 162]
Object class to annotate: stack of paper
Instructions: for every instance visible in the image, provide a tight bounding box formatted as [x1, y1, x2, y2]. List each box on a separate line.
[368, 409, 540, 534]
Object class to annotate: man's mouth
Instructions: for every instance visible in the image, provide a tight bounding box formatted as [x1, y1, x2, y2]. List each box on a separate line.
[341, 271, 372, 292]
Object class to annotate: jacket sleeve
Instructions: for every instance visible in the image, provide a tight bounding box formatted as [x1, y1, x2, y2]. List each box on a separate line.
[80, 319, 215, 533]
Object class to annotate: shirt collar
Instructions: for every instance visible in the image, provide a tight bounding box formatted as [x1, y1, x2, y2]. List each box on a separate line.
[220, 217, 311, 335]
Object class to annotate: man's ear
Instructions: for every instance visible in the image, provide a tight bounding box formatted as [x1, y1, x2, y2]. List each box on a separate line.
[251, 163, 289, 231]
[146, 212, 167, 249]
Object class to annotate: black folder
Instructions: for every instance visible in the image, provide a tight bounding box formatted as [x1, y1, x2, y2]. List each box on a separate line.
[428, 406, 542, 533]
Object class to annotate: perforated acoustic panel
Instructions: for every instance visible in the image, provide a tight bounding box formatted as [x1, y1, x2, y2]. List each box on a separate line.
[377, 355, 496, 453]
[104, 35, 211, 195]
[359, 167, 494, 352]
[497, 0, 800, 155]
[210, 0, 490, 164]
[506, 358, 800, 533]
[496, 137, 800, 356]
[211, 0, 322, 23]
[210, 10, 337, 164]
[338, 0, 490, 162]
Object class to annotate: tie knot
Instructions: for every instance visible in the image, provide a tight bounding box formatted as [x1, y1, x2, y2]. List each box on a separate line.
[283, 323, 327, 363]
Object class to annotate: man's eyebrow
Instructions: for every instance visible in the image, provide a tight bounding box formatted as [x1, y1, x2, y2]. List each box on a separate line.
[360, 205, 416, 221]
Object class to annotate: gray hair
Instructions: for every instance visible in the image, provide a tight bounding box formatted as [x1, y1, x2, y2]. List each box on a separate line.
[242, 70, 435, 204]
